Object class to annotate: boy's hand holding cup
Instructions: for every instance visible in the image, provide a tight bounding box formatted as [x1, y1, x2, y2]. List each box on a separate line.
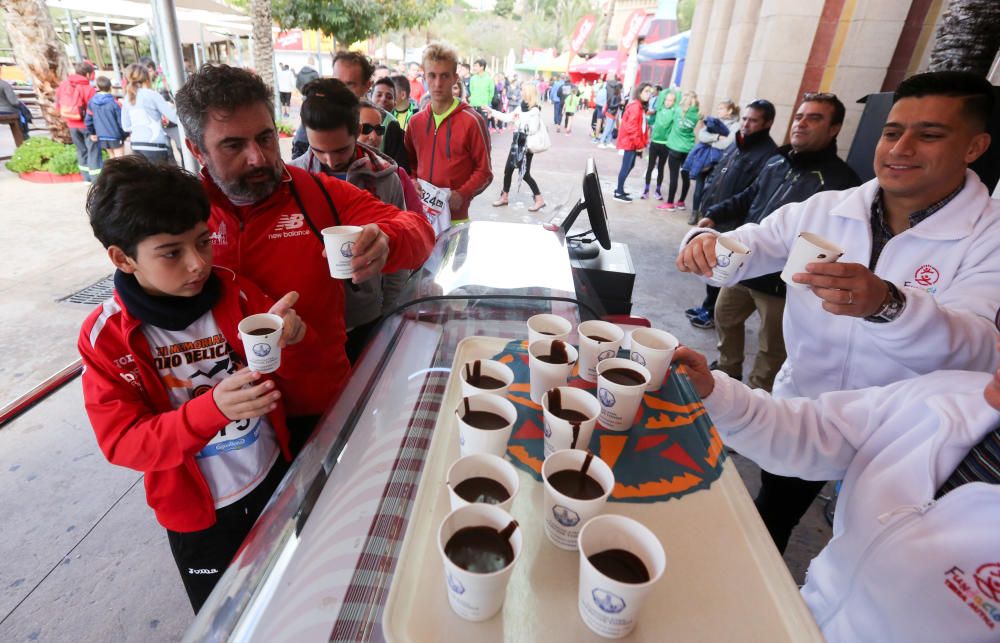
[213, 368, 280, 421]
[267, 291, 306, 348]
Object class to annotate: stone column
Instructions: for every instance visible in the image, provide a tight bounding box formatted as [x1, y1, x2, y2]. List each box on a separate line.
[681, 0, 715, 92]
[714, 0, 763, 107]
[695, 0, 735, 111]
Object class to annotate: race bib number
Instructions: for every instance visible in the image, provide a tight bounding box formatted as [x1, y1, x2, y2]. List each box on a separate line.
[417, 179, 452, 238]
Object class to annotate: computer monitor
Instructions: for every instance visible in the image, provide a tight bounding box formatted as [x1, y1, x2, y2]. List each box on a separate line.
[560, 158, 612, 259]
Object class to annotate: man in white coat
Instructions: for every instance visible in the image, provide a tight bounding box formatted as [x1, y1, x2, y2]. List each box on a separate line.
[676, 70, 998, 552]
[672, 330, 1000, 643]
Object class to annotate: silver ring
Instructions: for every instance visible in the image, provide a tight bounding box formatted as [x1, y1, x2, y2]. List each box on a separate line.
[847, 291, 854, 305]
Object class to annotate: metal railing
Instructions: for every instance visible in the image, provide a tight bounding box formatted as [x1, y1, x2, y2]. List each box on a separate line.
[0, 360, 83, 429]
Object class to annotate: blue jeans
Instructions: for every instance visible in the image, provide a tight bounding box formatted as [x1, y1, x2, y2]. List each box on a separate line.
[600, 116, 616, 144]
[616, 150, 638, 195]
[553, 100, 563, 125]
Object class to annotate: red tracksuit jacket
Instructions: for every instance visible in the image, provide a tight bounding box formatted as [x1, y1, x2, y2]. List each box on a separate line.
[403, 101, 493, 222]
[78, 269, 294, 532]
[204, 164, 435, 417]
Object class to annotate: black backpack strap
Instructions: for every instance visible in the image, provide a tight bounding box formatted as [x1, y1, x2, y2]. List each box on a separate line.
[288, 171, 359, 291]
[310, 173, 342, 226]
[288, 180, 324, 242]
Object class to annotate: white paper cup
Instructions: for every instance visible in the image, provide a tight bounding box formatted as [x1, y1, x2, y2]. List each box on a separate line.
[321, 225, 363, 279]
[542, 387, 601, 458]
[629, 328, 679, 391]
[577, 320, 625, 383]
[527, 313, 573, 345]
[541, 449, 615, 550]
[578, 514, 666, 638]
[446, 453, 520, 513]
[455, 393, 517, 458]
[438, 503, 522, 622]
[781, 231, 845, 289]
[237, 313, 284, 374]
[708, 236, 751, 286]
[596, 358, 650, 431]
[459, 359, 515, 397]
[527, 339, 579, 404]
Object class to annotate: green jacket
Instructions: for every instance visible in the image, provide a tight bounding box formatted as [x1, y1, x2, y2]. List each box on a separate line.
[469, 72, 495, 108]
[665, 101, 700, 153]
[650, 88, 679, 145]
[564, 93, 580, 113]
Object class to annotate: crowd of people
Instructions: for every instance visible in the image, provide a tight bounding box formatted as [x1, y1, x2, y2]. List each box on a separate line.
[38, 38, 999, 642]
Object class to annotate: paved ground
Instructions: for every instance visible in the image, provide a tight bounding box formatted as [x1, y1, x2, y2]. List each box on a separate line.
[0, 103, 831, 641]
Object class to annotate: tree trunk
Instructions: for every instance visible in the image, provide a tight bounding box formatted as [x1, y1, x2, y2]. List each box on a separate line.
[928, 0, 1000, 76]
[2, 0, 71, 142]
[601, 0, 618, 49]
[251, 0, 275, 89]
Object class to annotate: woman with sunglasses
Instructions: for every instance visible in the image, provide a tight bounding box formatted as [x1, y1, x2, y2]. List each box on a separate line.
[487, 83, 546, 212]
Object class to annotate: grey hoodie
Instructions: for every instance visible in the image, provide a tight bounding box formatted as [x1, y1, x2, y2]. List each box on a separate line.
[289, 142, 411, 328]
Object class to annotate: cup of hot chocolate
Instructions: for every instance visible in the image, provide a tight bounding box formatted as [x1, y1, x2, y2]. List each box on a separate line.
[541, 387, 601, 458]
[527, 339, 579, 404]
[577, 320, 625, 383]
[596, 358, 651, 431]
[527, 313, 573, 345]
[321, 225, 364, 279]
[541, 449, 615, 550]
[577, 514, 666, 638]
[438, 503, 522, 622]
[446, 453, 520, 513]
[455, 393, 517, 458]
[707, 236, 751, 286]
[459, 359, 515, 397]
[781, 231, 845, 289]
[237, 313, 285, 374]
[628, 328, 679, 391]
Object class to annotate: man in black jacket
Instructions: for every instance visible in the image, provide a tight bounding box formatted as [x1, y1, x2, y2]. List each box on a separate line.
[699, 93, 860, 391]
[685, 99, 778, 329]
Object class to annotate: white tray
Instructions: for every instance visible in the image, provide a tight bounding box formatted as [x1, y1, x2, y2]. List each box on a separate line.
[382, 336, 822, 642]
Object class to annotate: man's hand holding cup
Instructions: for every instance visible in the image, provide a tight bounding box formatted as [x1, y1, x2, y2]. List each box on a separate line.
[675, 232, 720, 278]
[349, 223, 389, 283]
[793, 262, 889, 317]
[268, 291, 306, 348]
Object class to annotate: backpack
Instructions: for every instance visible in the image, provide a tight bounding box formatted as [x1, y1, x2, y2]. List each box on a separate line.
[59, 85, 85, 121]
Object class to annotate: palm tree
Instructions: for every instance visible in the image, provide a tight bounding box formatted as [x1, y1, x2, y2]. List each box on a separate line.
[251, 0, 275, 90]
[928, 0, 1000, 76]
[2, 0, 71, 142]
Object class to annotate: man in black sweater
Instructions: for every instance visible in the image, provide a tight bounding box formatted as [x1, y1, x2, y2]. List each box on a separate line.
[698, 92, 861, 391]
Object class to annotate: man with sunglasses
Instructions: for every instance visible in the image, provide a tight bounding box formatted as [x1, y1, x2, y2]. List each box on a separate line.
[290, 81, 423, 362]
[677, 71, 999, 556]
[670, 308, 1000, 642]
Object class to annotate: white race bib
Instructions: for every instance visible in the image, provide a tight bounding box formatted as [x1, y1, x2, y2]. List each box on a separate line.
[417, 179, 452, 238]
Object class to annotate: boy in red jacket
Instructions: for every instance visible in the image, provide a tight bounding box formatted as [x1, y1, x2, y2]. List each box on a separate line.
[77, 157, 306, 612]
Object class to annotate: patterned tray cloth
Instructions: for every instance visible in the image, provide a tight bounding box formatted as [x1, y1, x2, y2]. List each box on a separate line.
[495, 340, 727, 504]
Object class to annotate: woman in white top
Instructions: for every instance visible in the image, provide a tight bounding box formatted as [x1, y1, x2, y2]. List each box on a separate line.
[488, 83, 546, 212]
[121, 63, 178, 165]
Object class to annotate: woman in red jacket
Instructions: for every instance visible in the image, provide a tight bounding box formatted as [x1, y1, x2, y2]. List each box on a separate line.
[613, 82, 653, 203]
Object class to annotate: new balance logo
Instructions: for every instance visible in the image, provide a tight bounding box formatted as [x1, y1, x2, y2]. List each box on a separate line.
[273, 213, 305, 232]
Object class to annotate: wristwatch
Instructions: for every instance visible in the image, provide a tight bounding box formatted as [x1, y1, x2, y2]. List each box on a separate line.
[864, 280, 906, 323]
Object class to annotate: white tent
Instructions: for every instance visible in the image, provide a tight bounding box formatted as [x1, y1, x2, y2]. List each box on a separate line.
[120, 20, 247, 43]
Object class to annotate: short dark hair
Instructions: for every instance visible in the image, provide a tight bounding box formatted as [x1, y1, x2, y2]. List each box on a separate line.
[87, 156, 209, 258]
[332, 51, 375, 83]
[175, 64, 274, 148]
[746, 98, 776, 124]
[96, 76, 111, 92]
[74, 62, 95, 77]
[300, 78, 360, 137]
[390, 74, 410, 98]
[474, 58, 487, 69]
[894, 70, 995, 132]
[801, 92, 846, 126]
[374, 76, 395, 92]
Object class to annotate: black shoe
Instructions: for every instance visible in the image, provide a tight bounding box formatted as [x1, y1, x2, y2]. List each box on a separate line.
[684, 306, 704, 320]
[613, 192, 633, 203]
[689, 309, 715, 329]
[687, 211, 699, 225]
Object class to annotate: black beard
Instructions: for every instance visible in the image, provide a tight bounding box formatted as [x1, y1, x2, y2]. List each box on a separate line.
[205, 159, 282, 204]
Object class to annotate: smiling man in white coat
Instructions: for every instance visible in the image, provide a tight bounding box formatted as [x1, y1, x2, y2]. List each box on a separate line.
[676, 70, 999, 553]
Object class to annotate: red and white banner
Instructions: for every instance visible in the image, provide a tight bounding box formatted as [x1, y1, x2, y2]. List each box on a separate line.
[618, 10, 648, 51]
[275, 29, 304, 51]
[568, 14, 597, 60]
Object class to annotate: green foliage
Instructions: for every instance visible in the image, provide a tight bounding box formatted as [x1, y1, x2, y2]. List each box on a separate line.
[272, 0, 451, 45]
[5, 138, 79, 175]
[677, 0, 696, 32]
[276, 120, 296, 135]
[494, 0, 515, 19]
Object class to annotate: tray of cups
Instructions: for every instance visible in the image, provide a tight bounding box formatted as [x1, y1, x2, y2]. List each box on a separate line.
[382, 328, 822, 642]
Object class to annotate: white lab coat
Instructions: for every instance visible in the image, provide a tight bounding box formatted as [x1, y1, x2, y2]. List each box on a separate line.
[683, 170, 1000, 399]
[704, 369, 1000, 642]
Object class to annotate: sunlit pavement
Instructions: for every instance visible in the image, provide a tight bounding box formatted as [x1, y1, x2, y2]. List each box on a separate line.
[0, 103, 830, 640]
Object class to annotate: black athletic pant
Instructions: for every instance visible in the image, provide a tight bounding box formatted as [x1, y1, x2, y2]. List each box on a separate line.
[167, 457, 289, 612]
[666, 148, 690, 203]
[644, 142, 669, 189]
[345, 317, 380, 364]
[754, 470, 828, 553]
[703, 284, 720, 313]
[502, 149, 540, 196]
